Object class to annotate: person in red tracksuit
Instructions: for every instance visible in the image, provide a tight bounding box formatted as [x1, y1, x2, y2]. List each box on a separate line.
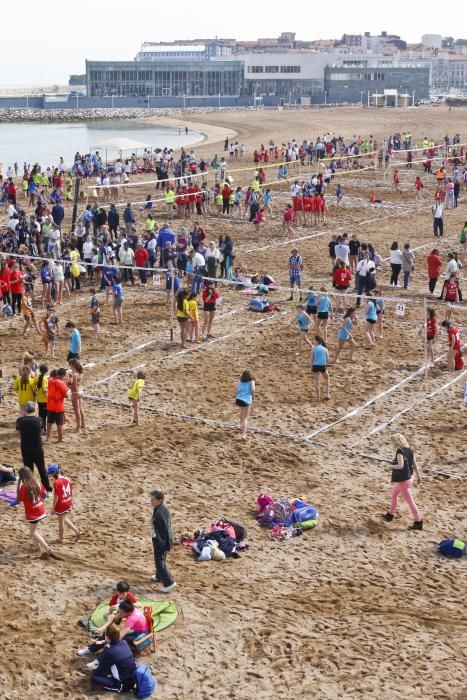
[134, 244, 149, 286]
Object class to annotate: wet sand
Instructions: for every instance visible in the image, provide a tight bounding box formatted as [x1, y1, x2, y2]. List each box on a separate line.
[0, 106, 466, 700]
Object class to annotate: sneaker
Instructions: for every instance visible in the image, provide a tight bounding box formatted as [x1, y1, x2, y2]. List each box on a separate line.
[382, 513, 394, 522]
[161, 582, 177, 593]
[150, 574, 161, 582]
[408, 520, 423, 531]
[77, 647, 92, 657]
[86, 660, 99, 671]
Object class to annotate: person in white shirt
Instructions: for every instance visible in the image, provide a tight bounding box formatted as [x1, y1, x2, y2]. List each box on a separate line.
[334, 237, 350, 266]
[7, 202, 17, 219]
[119, 243, 135, 285]
[432, 201, 444, 237]
[356, 254, 376, 306]
[389, 241, 403, 287]
[444, 253, 458, 281]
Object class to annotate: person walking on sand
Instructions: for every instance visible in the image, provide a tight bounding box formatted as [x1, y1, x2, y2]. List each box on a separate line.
[311, 335, 330, 401]
[235, 370, 255, 440]
[287, 248, 303, 302]
[334, 308, 357, 363]
[383, 433, 423, 531]
[291, 304, 313, 355]
[47, 463, 80, 543]
[16, 401, 51, 493]
[149, 489, 176, 593]
[65, 320, 81, 362]
[128, 370, 146, 425]
[17, 466, 59, 559]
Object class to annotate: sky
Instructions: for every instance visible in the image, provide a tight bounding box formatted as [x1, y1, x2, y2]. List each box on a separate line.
[2, 0, 465, 86]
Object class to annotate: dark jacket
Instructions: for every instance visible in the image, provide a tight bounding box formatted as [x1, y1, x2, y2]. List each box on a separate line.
[16, 416, 43, 452]
[123, 207, 135, 224]
[108, 209, 119, 229]
[93, 639, 136, 683]
[152, 503, 173, 552]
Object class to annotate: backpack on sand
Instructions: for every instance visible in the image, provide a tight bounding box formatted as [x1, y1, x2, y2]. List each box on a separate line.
[133, 664, 157, 698]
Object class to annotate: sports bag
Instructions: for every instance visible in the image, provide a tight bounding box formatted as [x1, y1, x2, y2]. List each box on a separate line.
[292, 505, 319, 523]
[133, 664, 157, 698]
[210, 519, 236, 540]
[438, 539, 465, 558]
[248, 297, 269, 312]
[273, 499, 294, 527]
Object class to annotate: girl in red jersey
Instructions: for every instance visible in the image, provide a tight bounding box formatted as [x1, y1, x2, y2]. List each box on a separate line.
[442, 274, 460, 320]
[318, 194, 327, 225]
[47, 463, 80, 543]
[17, 466, 58, 559]
[424, 307, 438, 367]
[312, 194, 320, 226]
[441, 320, 461, 371]
[282, 204, 294, 237]
[303, 193, 313, 227]
[414, 176, 423, 200]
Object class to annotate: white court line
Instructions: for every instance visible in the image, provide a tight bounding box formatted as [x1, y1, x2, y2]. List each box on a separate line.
[303, 345, 456, 441]
[350, 367, 467, 448]
[93, 309, 289, 386]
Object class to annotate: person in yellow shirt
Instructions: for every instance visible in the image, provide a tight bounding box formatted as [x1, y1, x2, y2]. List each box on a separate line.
[186, 292, 200, 343]
[176, 289, 191, 348]
[146, 213, 155, 234]
[165, 187, 175, 218]
[128, 370, 146, 425]
[34, 364, 49, 432]
[13, 365, 37, 416]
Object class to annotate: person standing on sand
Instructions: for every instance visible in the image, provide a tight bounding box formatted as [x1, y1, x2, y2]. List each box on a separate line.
[16, 401, 51, 492]
[149, 489, 176, 593]
[235, 370, 255, 439]
[383, 433, 423, 530]
[46, 368, 69, 443]
[311, 335, 330, 401]
[68, 359, 85, 432]
[17, 466, 59, 559]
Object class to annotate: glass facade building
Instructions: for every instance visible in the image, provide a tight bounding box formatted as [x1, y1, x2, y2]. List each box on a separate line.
[86, 60, 243, 97]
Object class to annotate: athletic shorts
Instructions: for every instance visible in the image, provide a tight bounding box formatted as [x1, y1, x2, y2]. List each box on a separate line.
[317, 312, 329, 320]
[312, 366, 326, 374]
[177, 317, 188, 324]
[367, 319, 377, 325]
[203, 303, 216, 312]
[47, 411, 64, 426]
[306, 305, 317, 316]
[235, 399, 250, 407]
[300, 328, 309, 333]
[335, 286, 348, 292]
[427, 335, 435, 341]
[67, 351, 79, 362]
[27, 515, 47, 524]
[113, 297, 123, 309]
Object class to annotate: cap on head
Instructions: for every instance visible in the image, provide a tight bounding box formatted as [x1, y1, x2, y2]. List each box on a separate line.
[47, 463, 60, 475]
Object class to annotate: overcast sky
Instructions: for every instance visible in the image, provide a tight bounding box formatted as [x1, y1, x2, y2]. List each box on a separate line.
[3, 0, 463, 86]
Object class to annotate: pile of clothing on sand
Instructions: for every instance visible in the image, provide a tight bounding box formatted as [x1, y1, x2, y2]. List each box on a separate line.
[180, 518, 249, 562]
[256, 493, 319, 540]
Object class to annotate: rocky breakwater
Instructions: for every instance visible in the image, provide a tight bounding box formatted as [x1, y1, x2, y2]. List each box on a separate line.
[0, 106, 252, 123]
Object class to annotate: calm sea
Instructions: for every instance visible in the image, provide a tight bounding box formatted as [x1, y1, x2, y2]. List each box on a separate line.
[0, 120, 203, 170]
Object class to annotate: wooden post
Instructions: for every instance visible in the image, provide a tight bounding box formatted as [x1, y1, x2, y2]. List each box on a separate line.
[423, 295, 429, 379]
[71, 176, 81, 232]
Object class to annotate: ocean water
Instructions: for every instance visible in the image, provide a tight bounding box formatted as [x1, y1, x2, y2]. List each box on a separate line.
[0, 120, 203, 170]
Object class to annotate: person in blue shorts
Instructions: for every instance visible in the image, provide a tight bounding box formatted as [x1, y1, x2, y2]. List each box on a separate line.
[365, 298, 378, 348]
[311, 335, 330, 401]
[235, 370, 255, 440]
[112, 275, 124, 325]
[287, 248, 303, 302]
[291, 304, 313, 355]
[334, 308, 357, 363]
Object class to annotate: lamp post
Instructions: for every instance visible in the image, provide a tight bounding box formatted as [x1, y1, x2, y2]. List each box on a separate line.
[26, 95, 29, 109]
[111, 94, 114, 109]
[76, 94, 79, 110]
[360, 91, 364, 106]
[183, 93, 186, 111]
[324, 91, 327, 106]
[367, 90, 370, 108]
[218, 92, 221, 109]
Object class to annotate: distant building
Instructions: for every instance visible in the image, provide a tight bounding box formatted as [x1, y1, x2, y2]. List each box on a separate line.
[421, 34, 442, 50]
[324, 64, 430, 103]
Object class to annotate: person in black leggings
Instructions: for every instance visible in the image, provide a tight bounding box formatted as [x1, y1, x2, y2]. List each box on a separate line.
[389, 241, 402, 287]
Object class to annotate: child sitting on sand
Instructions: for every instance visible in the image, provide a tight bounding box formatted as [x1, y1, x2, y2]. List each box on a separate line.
[93, 581, 140, 633]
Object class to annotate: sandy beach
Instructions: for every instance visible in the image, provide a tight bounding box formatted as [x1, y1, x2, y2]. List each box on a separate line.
[0, 106, 466, 700]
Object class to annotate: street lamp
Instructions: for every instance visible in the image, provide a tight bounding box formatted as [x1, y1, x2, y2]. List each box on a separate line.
[76, 94, 79, 110]
[218, 92, 221, 109]
[360, 91, 364, 106]
[324, 91, 327, 105]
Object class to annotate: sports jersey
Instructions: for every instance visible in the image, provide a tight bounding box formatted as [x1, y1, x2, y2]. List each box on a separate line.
[18, 484, 46, 521]
[426, 317, 437, 339]
[53, 475, 73, 514]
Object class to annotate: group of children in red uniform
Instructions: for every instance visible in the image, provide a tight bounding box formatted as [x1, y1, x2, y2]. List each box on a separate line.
[16, 462, 79, 559]
[284, 192, 328, 231]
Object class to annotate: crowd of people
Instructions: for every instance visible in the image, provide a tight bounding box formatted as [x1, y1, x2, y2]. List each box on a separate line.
[0, 126, 465, 694]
